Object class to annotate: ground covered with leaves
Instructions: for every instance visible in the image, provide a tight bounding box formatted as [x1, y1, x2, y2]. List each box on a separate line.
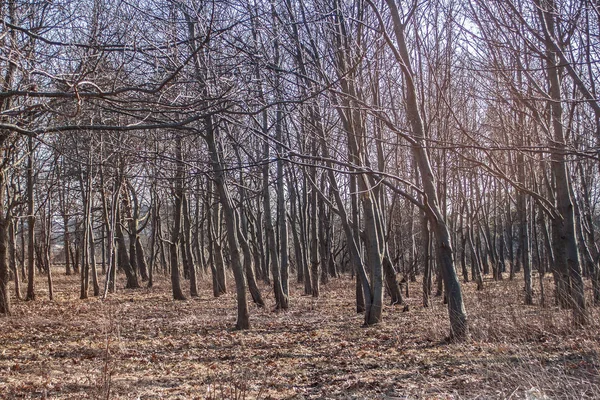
[0, 269, 599, 399]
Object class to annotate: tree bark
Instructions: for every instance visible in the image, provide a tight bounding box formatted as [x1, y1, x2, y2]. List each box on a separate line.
[26, 136, 35, 301]
[170, 135, 187, 301]
[182, 193, 198, 297]
[8, 217, 20, 300]
[382, 0, 468, 339]
[204, 120, 250, 329]
[0, 169, 10, 314]
[115, 204, 139, 289]
[536, 0, 587, 325]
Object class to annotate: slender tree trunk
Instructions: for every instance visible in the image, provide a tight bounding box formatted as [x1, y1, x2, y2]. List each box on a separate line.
[423, 216, 432, 307]
[26, 136, 35, 301]
[205, 123, 250, 329]
[318, 194, 329, 286]
[115, 205, 139, 289]
[518, 190, 533, 305]
[170, 135, 186, 301]
[148, 191, 157, 289]
[273, 31, 290, 300]
[302, 178, 312, 295]
[309, 148, 320, 298]
[80, 153, 94, 300]
[578, 165, 600, 303]
[0, 169, 10, 314]
[497, 218, 505, 281]
[289, 178, 306, 286]
[263, 132, 287, 309]
[182, 193, 198, 297]
[408, 201, 418, 283]
[211, 201, 227, 296]
[8, 218, 20, 300]
[64, 215, 72, 276]
[88, 209, 99, 297]
[383, 0, 468, 339]
[136, 238, 150, 287]
[45, 198, 54, 300]
[239, 216, 264, 307]
[468, 227, 483, 291]
[157, 212, 168, 276]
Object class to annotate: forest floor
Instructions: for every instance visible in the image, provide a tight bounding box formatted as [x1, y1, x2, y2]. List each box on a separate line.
[0, 269, 599, 399]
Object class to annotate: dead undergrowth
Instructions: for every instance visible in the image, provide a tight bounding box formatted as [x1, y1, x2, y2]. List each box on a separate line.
[0, 269, 598, 399]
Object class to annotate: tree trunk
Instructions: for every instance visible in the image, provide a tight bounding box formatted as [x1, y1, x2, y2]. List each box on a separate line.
[182, 193, 198, 297]
[88, 210, 99, 297]
[26, 136, 35, 301]
[170, 135, 186, 301]
[239, 216, 264, 307]
[64, 215, 72, 276]
[115, 206, 139, 289]
[537, 0, 587, 325]
[45, 198, 54, 300]
[136, 237, 151, 289]
[263, 131, 288, 309]
[422, 216, 432, 307]
[383, 0, 468, 339]
[9, 217, 20, 300]
[211, 201, 227, 296]
[0, 170, 10, 315]
[148, 190, 157, 289]
[205, 125, 250, 329]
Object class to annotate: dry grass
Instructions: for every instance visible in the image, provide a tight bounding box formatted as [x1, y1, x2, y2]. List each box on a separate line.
[0, 268, 598, 399]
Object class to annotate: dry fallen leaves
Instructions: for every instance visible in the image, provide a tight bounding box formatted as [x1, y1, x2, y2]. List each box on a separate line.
[0, 269, 598, 399]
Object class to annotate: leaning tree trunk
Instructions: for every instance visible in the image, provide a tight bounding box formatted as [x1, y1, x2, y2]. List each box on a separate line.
[537, 0, 587, 325]
[204, 118, 250, 329]
[312, 104, 375, 324]
[382, 0, 468, 339]
[328, 2, 384, 323]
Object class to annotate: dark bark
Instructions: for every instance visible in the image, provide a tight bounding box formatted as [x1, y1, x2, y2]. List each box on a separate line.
[169, 135, 187, 301]
[115, 205, 139, 289]
[26, 136, 35, 301]
[382, 0, 468, 339]
[0, 171, 10, 315]
[182, 193, 198, 297]
[8, 217, 20, 300]
[422, 216, 432, 308]
[263, 130, 288, 309]
[536, 0, 587, 324]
